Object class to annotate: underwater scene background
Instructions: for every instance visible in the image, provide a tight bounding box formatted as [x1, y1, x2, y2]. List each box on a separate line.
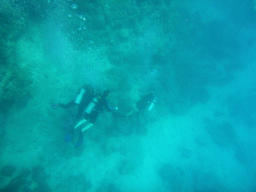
[0, 0, 256, 191]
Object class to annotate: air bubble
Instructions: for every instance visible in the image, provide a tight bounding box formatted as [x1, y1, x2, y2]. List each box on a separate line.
[70, 4, 78, 9]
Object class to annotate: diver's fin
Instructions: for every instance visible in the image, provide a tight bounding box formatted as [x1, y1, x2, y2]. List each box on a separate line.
[65, 129, 74, 142]
[75, 130, 83, 147]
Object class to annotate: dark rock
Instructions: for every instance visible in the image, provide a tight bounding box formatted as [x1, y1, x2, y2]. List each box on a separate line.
[1, 165, 16, 177]
[18, 167, 31, 178]
[34, 181, 52, 192]
[0, 177, 27, 192]
[31, 165, 52, 192]
[22, 186, 33, 192]
[61, 174, 92, 192]
[32, 165, 47, 183]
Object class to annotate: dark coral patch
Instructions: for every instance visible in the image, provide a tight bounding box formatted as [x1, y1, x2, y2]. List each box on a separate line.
[1, 165, 16, 177]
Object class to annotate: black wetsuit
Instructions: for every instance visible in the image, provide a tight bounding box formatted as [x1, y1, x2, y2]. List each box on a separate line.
[134, 92, 155, 129]
[84, 94, 115, 124]
[136, 92, 155, 112]
[59, 85, 94, 118]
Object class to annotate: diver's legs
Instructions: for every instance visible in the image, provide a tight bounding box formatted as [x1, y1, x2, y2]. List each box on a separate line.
[81, 123, 93, 132]
[74, 123, 93, 147]
[74, 119, 87, 129]
[75, 130, 84, 147]
[65, 128, 74, 142]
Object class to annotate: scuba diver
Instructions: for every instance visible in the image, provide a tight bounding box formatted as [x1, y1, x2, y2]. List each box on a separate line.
[127, 91, 156, 116]
[51, 84, 94, 128]
[126, 91, 156, 134]
[65, 90, 118, 147]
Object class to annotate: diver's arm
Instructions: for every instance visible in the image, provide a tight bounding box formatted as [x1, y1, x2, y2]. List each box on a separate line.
[105, 100, 117, 111]
[59, 100, 77, 109]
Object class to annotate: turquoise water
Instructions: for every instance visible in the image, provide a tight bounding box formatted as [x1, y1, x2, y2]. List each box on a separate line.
[0, 0, 256, 191]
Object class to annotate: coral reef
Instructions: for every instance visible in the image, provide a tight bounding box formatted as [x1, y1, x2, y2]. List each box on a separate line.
[0, 0, 252, 191]
[59, 173, 92, 192]
[0, 2, 32, 114]
[1, 165, 16, 177]
[0, 165, 52, 192]
[0, 64, 32, 114]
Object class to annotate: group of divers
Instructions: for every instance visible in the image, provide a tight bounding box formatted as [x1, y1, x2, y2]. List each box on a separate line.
[51, 84, 156, 147]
